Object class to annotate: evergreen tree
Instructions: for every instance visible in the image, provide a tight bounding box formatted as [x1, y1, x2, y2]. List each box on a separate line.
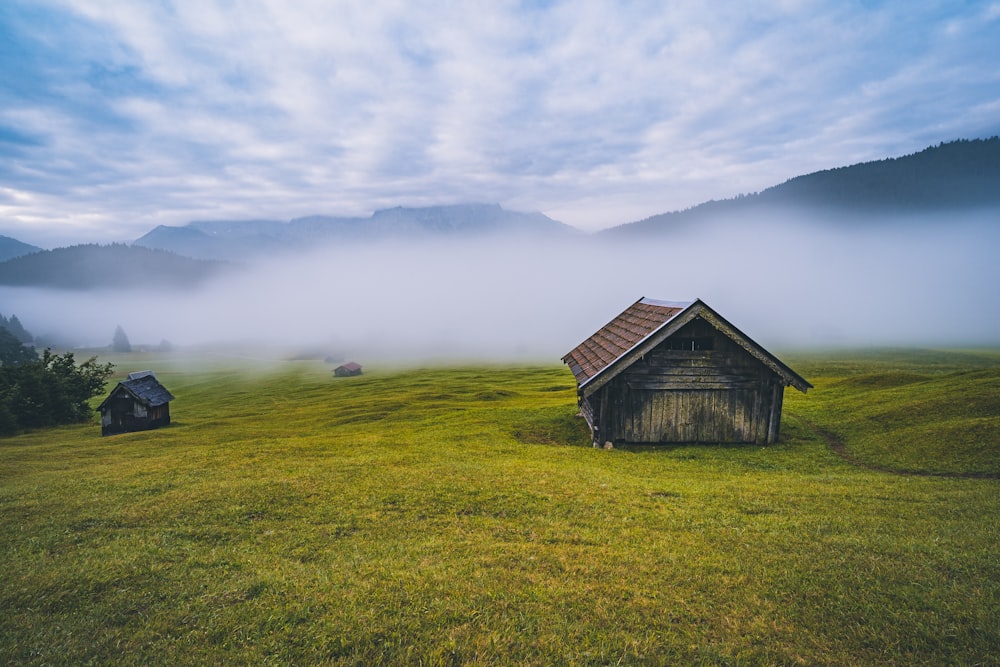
[0, 313, 33, 344]
[0, 327, 37, 366]
[111, 325, 132, 353]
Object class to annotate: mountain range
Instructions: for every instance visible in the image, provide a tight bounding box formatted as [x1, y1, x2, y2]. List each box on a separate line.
[0, 137, 996, 289]
[134, 203, 574, 261]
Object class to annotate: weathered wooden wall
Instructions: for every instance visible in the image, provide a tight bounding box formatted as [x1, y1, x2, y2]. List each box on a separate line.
[100, 390, 171, 436]
[590, 318, 786, 444]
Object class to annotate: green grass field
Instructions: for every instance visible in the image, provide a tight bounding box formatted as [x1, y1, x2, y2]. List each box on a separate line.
[1, 349, 998, 665]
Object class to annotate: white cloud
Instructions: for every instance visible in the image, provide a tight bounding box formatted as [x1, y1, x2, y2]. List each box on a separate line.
[1, 0, 998, 242]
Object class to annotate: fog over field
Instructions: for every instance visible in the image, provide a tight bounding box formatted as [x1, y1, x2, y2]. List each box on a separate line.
[3, 2, 996, 362]
[3, 211, 998, 361]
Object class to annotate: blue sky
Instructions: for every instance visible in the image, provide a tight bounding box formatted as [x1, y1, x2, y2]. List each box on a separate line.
[1, 0, 999, 246]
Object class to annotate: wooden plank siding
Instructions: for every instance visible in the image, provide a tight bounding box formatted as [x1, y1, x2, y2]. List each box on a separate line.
[591, 318, 785, 444]
[564, 298, 811, 446]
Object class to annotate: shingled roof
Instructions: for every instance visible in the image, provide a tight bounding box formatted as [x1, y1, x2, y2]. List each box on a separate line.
[562, 298, 691, 385]
[124, 375, 174, 406]
[563, 298, 812, 395]
[99, 373, 174, 410]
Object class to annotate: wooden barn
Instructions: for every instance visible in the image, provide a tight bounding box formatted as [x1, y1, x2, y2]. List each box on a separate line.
[98, 371, 175, 436]
[562, 298, 811, 446]
[334, 362, 362, 377]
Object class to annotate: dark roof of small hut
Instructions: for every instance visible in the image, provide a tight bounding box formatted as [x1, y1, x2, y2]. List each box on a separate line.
[337, 362, 362, 372]
[562, 297, 812, 394]
[99, 374, 175, 410]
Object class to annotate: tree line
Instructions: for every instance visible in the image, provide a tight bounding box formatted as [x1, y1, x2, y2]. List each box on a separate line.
[0, 313, 115, 436]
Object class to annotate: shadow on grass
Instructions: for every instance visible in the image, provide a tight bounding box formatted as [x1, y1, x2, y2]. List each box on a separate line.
[510, 406, 592, 446]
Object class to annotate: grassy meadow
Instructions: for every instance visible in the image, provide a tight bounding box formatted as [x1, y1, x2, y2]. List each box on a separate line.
[1, 348, 998, 665]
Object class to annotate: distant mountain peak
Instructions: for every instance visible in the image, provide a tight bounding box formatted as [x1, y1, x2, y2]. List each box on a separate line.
[186, 219, 286, 238]
[0, 234, 42, 263]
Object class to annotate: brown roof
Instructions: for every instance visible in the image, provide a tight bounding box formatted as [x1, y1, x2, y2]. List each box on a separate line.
[561, 297, 691, 385]
[562, 297, 813, 395]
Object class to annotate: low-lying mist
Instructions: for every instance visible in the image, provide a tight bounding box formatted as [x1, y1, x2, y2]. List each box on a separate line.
[5, 211, 999, 364]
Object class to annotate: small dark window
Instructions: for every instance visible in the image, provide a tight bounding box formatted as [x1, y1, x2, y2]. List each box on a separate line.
[666, 337, 714, 351]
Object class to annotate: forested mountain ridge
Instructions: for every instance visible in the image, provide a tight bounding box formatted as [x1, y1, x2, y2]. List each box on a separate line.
[604, 137, 1000, 236]
[757, 137, 1000, 210]
[0, 244, 229, 290]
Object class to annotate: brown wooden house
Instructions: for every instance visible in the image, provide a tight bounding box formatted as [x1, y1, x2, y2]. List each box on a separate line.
[98, 371, 175, 436]
[562, 298, 811, 446]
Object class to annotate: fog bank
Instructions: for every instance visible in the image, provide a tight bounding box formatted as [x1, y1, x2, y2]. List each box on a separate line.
[4, 214, 999, 362]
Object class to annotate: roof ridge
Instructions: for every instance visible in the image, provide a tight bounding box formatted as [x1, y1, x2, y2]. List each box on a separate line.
[640, 297, 694, 308]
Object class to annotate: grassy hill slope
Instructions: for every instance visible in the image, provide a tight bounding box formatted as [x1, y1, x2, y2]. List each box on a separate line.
[1, 352, 997, 665]
[785, 348, 1000, 475]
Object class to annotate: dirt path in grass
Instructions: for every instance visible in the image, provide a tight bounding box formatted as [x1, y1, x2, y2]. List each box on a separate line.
[799, 418, 1000, 480]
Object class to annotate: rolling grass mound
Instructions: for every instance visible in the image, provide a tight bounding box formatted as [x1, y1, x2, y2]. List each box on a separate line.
[830, 370, 930, 390]
[1, 352, 997, 665]
[788, 363, 1000, 475]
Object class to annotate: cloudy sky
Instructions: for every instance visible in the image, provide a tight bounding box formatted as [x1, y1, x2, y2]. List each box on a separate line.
[1, 0, 999, 246]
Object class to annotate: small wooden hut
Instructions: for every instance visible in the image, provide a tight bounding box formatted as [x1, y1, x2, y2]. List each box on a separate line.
[98, 370, 175, 436]
[334, 362, 362, 377]
[562, 298, 811, 446]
